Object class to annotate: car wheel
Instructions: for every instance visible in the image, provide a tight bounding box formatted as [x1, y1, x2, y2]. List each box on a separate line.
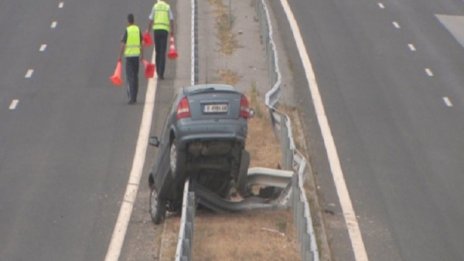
[169, 141, 178, 174]
[149, 187, 166, 224]
[237, 150, 250, 196]
[169, 138, 186, 179]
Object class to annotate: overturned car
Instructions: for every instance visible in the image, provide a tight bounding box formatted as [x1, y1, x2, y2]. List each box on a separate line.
[148, 84, 252, 224]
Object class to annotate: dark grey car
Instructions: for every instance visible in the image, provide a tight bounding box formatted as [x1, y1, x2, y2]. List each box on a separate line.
[148, 84, 251, 224]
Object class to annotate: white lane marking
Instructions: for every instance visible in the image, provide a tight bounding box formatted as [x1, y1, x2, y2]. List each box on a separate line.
[378, 2, 385, 9]
[59, 2, 64, 8]
[393, 21, 401, 29]
[9, 99, 19, 110]
[105, 53, 158, 261]
[40, 44, 47, 52]
[443, 97, 453, 107]
[425, 68, 434, 77]
[25, 69, 34, 78]
[408, 44, 416, 51]
[280, 0, 369, 260]
[51, 21, 57, 28]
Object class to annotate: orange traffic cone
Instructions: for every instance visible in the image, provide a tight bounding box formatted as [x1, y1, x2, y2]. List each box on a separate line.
[109, 59, 123, 86]
[143, 60, 155, 78]
[168, 36, 178, 59]
[143, 31, 153, 46]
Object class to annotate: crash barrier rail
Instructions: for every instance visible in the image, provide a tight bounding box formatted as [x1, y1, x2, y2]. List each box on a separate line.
[256, 0, 320, 260]
[191, 0, 199, 86]
[175, 0, 198, 259]
[175, 180, 196, 261]
[195, 168, 293, 213]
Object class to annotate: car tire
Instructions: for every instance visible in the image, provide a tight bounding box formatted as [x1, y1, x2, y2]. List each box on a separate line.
[169, 141, 178, 174]
[149, 186, 166, 224]
[236, 150, 250, 196]
[169, 138, 186, 178]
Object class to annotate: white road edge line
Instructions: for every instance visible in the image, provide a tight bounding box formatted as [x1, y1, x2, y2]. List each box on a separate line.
[408, 44, 416, 51]
[104, 52, 158, 261]
[378, 2, 385, 9]
[40, 44, 47, 52]
[393, 21, 401, 29]
[9, 99, 19, 110]
[443, 97, 453, 107]
[425, 68, 434, 77]
[280, 0, 369, 260]
[25, 69, 34, 78]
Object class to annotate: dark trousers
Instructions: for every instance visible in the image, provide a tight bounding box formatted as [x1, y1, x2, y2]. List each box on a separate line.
[125, 56, 139, 102]
[153, 30, 168, 78]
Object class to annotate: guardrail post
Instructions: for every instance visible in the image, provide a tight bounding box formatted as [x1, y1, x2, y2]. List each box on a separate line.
[280, 116, 287, 169]
[291, 173, 297, 209]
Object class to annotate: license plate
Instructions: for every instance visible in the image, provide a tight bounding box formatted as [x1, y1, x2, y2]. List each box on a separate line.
[203, 104, 228, 113]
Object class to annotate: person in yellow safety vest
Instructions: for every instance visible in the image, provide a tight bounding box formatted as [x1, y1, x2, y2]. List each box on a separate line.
[146, 0, 175, 80]
[119, 13, 144, 104]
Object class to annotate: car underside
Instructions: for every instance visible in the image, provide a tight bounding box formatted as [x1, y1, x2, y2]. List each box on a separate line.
[185, 139, 245, 194]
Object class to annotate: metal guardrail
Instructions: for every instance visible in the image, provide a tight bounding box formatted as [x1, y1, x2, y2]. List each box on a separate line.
[176, 0, 319, 260]
[256, 0, 320, 260]
[175, 0, 198, 259]
[175, 180, 196, 261]
[191, 0, 199, 86]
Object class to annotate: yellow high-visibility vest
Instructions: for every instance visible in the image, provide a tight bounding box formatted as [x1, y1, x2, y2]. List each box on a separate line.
[153, 1, 170, 32]
[125, 25, 141, 57]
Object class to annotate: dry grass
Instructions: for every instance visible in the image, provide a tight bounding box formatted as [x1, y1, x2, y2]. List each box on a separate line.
[276, 105, 305, 153]
[217, 69, 241, 85]
[246, 85, 281, 168]
[208, 0, 240, 55]
[193, 210, 300, 261]
[158, 215, 181, 261]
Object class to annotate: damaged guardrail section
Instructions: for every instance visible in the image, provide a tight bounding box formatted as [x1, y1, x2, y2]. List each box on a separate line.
[256, 0, 320, 260]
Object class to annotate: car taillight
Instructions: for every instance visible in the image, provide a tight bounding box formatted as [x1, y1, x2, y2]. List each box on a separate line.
[177, 97, 191, 119]
[240, 95, 250, 119]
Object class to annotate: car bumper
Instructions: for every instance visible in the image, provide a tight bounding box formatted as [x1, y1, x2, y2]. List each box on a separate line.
[175, 119, 247, 148]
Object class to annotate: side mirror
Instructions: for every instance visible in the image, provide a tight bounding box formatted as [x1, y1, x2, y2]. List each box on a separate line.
[149, 136, 160, 147]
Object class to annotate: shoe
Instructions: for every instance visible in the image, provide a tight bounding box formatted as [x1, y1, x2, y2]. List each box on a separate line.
[128, 100, 136, 105]
[159, 76, 164, 80]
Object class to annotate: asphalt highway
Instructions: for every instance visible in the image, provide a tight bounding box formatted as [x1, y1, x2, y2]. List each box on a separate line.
[279, 0, 464, 260]
[3, 0, 464, 260]
[0, 1, 153, 260]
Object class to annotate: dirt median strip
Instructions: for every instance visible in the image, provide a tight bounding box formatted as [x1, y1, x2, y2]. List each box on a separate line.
[158, 209, 300, 261]
[193, 210, 299, 261]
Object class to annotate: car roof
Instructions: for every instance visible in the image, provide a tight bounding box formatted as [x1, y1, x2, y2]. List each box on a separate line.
[182, 84, 238, 95]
